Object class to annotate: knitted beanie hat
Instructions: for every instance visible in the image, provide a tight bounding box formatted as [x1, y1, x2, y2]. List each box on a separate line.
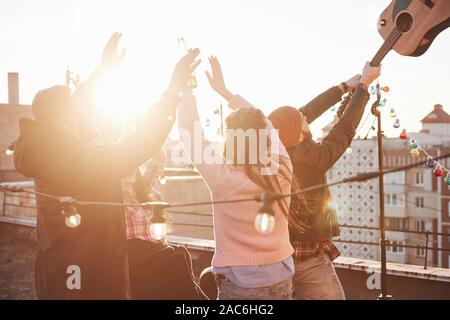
[268, 106, 303, 148]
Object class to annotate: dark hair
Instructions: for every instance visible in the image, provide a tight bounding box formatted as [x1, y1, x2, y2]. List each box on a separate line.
[223, 108, 309, 233]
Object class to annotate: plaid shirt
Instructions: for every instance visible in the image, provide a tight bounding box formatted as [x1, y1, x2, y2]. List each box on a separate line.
[292, 240, 340, 264]
[123, 191, 163, 243]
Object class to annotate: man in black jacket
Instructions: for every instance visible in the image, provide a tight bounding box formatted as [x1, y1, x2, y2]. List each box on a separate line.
[268, 62, 381, 300]
[13, 33, 200, 299]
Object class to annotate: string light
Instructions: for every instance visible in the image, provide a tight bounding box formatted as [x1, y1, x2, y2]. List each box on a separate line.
[60, 196, 81, 228]
[426, 156, 436, 168]
[3, 142, 15, 156]
[410, 148, 420, 158]
[445, 173, 450, 185]
[407, 140, 450, 183]
[146, 202, 169, 240]
[330, 106, 336, 112]
[399, 129, 408, 140]
[159, 173, 167, 185]
[393, 119, 400, 128]
[370, 86, 377, 95]
[380, 98, 387, 107]
[433, 165, 444, 177]
[381, 86, 390, 93]
[254, 193, 276, 234]
[2, 147, 450, 232]
[389, 108, 397, 118]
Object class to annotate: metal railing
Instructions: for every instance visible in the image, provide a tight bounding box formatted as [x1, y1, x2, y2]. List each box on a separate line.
[1, 183, 450, 270]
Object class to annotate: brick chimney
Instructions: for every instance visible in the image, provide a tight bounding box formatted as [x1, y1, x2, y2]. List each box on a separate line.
[8, 72, 19, 105]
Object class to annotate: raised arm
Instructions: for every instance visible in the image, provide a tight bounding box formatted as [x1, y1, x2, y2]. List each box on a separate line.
[16, 50, 201, 186]
[178, 89, 226, 185]
[75, 32, 126, 109]
[299, 75, 361, 124]
[292, 63, 381, 172]
[205, 56, 290, 161]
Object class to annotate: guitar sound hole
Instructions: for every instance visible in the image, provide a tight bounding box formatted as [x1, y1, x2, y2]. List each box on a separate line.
[395, 12, 413, 33]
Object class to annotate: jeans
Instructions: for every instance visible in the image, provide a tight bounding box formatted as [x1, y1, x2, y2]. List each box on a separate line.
[293, 253, 345, 300]
[216, 276, 293, 300]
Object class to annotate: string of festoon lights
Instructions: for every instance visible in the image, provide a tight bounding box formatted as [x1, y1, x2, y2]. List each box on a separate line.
[393, 107, 450, 185]
[371, 82, 450, 184]
[330, 84, 390, 154]
[2, 151, 450, 240]
[0, 142, 15, 155]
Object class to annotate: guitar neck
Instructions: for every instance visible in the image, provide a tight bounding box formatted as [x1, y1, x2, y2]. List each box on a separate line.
[370, 27, 402, 67]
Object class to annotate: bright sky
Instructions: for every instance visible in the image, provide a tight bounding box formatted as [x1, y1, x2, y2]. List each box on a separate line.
[0, 0, 449, 139]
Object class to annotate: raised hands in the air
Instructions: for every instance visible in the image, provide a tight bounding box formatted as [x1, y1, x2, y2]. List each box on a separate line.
[168, 48, 201, 95]
[205, 56, 234, 102]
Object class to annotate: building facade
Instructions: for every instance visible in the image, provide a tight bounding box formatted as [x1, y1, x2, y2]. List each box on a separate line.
[328, 104, 450, 267]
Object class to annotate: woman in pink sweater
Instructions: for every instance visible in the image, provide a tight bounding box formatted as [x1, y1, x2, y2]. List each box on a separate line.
[178, 56, 296, 300]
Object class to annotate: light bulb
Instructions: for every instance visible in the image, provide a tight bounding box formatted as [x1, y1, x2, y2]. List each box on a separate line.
[254, 213, 276, 234]
[389, 108, 397, 118]
[159, 177, 167, 185]
[393, 119, 400, 128]
[5, 149, 14, 156]
[400, 129, 407, 140]
[426, 156, 436, 168]
[65, 213, 81, 228]
[410, 148, 420, 158]
[330, 106, 336, 112]
[370, 86, 376, 95]
[149, 223, 168, 240]
[445, 173, 450, 185]
[410, 140, 419, 149]
[433, 166, 444, 177]
[382, 86, 390, 93]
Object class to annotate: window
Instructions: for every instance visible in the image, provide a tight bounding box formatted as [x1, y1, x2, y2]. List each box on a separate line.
[385, 194, 405, 207]
[416, 245, 425, 257]
[386, 217, 408, 231]
[387, 241, 405, 254]
[415, 172, 424, 185]
[415, 220, 426, 232]
[385, 172, 405, 184]
[415, 197, 424, 209]
[385, 194, 391, 205]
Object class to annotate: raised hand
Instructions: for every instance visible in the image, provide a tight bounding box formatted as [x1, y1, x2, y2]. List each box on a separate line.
[344, 74, 362, 91]
[205, 56, 234, 101]
[168, 48, 201, 95]
[100, 32, 126, 70]
[360, 62, 382, 87]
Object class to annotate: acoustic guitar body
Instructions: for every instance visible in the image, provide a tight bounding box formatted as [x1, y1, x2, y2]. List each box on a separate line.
[377, 0, 450, 57]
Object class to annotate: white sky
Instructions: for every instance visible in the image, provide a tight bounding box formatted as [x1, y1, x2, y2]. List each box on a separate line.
[0, 0, 449, 139]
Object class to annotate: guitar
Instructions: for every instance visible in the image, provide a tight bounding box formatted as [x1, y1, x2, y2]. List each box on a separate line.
[375, 0, 450, 62]
[339, 0, 450, 110]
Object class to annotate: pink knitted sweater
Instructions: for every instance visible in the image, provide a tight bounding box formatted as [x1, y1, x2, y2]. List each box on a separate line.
[178, 90, 294, 267]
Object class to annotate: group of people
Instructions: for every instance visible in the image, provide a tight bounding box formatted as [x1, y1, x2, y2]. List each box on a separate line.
[13, 33, 381, 300]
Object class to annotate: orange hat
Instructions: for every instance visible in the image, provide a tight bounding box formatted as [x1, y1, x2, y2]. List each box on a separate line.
[268, 106, 303, 148]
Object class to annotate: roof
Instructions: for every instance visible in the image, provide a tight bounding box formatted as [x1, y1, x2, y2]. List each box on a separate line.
[421, 104, 450, 124]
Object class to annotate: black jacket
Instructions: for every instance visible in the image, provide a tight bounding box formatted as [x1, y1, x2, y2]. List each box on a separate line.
[14, 91, 179, 299]
[288, 86, 370, 242]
